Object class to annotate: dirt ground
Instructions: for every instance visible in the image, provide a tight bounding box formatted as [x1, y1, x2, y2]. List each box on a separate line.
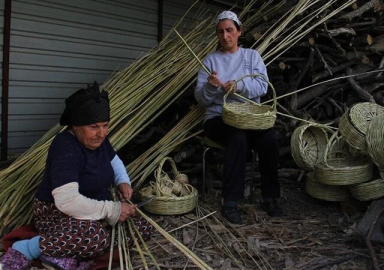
[123, 170, 383, 270]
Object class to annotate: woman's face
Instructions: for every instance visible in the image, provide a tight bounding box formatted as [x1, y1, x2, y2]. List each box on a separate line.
[72, 122, 109, 150]
[216, 19, 241, 53]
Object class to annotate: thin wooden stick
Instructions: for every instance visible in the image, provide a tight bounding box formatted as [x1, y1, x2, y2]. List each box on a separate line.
[167, 211, 217, 233]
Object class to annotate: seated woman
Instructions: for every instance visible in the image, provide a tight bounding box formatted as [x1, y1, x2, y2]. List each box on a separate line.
[195, 11, 282, 225]
[1, 82, 153, 270]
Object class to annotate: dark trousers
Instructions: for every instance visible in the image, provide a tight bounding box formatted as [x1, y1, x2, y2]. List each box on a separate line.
[203, 116, 280, 202]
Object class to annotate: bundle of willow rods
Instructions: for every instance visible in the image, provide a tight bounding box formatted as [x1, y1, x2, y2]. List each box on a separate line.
[0, 0, 354, 236]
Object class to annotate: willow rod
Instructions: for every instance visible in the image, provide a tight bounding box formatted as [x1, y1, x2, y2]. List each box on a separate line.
[135, 207, 213, 270]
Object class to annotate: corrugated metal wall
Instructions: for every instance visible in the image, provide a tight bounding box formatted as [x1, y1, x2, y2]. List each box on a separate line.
[2, 0, 226, 154]
[163, 0, 219, 35]
[0, 0, 4, 152]
[7, 0, 158, 153]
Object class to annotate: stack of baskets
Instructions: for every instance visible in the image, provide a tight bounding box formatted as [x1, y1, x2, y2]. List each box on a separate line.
[291, 122, 377, 202]
[222, 73, 276, 130]
[139, 157, 198, 215]
[350, 111, 384, 201]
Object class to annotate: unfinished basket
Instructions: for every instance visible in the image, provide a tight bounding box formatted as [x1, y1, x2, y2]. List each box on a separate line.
[366, 113, 384, 169]
[339, 102, 384, 152]
[140, 157, 198, 215]
[349, 178, 384, 201]
[291, 124, 329, 171]
[314, 132, 373, 185]
[305, 173, 350, 201]
[222, 73, 276, 130]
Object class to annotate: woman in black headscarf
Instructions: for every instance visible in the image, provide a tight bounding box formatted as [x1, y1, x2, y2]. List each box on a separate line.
[1, 83, 153, 270]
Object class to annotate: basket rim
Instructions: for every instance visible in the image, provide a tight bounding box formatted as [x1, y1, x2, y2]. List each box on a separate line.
[223, 73, 276, 112]
[291, 123, 329, 170]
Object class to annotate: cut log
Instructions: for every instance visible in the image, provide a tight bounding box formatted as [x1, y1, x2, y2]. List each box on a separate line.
[357, 198, 384, 245]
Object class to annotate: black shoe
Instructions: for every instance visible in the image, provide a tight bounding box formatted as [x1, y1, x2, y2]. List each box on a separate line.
[260, 198, 283, 217]
[221, 206, 242, 224]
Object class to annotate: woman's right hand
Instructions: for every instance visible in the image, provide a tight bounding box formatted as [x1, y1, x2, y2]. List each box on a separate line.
[207, 71, 222, 88]
[118, 203, 137, 223]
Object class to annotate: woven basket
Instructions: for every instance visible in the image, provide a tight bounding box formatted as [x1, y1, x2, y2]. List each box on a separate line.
[366, 113, 384, 169]
[314, 132, 373, 185]
[175, 173, 189, 184]
[222, 73, 276, 130]
[305, 173, 350, 201]
[139, 157, 198, 215]
[349, 178, 384, 201]
[339, 102, 384, 152]
[291, 124, 329, 171]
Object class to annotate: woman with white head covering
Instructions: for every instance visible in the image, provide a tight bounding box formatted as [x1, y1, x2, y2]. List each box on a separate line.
[195, 11, 282, 224]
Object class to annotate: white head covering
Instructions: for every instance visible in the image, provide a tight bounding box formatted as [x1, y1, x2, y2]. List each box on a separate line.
[215, 11, 242, 26]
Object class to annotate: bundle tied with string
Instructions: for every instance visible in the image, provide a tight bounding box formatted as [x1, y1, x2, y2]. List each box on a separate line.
[139, 157, 198, 215]
[313, 131, 373, 186]
[222, 73, 276, 130]
[339, 102, 384, 152]
[291, 124, 329, 171]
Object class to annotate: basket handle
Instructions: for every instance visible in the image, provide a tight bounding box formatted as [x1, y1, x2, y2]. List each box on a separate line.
[155, 157, 179, 184]
[322, 131, 350, 165]
[223, 73, 276, 112]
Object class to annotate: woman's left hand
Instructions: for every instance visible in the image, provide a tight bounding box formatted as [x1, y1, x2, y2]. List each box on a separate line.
[221, 80, 237, 93]
[118, 183, 133, 201]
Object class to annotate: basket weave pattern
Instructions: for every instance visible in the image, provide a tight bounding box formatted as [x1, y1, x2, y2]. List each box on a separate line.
[366, 113, 384, 169]
[313, 132, 373, 186]
[339, 103, 384, 151]
[222, 73, 276, 130]
[349, 178, 384, 201]
[139, 157, 198, 215]
[291, 124, 328, 171]
[305, 173, 350, 201]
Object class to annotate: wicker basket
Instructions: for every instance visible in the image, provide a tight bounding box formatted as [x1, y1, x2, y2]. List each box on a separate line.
[349, 178, 384, 201]
[139, 157, 198, 215]
[291, 124, 329, 171]
[366, 113, 384, 169]
[339, 102, 384, 152]
[305, 173, 350, 201]
[222, 73, 276, 130]
[314, 132, 373, 185]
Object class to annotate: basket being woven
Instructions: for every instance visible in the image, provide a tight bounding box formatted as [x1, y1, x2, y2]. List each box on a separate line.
[305, 173, 350, 201]
[314, 132, 373, 185]
[366, 113, 384, 169]
[339, 102, 384, 151]
[140, 157, 198, 215]
[291, 124, 329, 171]
[222, 73, 276, 130]
[349, 178, 384, 201]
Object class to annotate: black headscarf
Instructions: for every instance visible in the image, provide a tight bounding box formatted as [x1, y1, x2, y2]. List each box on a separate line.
[59, 82, 110, 126]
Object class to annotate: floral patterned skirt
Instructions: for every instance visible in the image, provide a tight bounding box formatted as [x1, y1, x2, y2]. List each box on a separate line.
[33, 198, 154, 259]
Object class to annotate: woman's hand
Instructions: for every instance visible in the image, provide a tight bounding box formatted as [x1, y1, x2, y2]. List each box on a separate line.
[118, 203, 136, 222]
[118, 183, 133, 201]
[221, 80, 237, 93]
[207, 71, 222, 88]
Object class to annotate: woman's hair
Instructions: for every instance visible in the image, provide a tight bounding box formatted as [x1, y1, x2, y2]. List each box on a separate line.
[216, 19, 241, 32]
[215, 19, 242, 51]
